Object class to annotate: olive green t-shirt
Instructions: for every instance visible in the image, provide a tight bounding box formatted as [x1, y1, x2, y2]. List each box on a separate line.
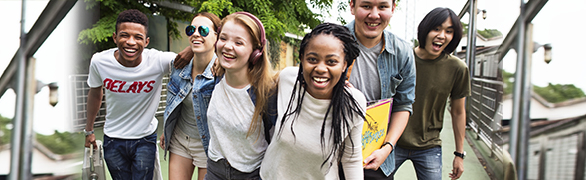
[396, 51, 471, 150]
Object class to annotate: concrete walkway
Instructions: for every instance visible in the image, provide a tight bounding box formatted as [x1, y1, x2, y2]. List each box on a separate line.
[393, 109, 491, 179]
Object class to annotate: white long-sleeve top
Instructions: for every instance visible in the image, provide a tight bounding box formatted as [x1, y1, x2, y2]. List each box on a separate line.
[260, 67, 366, 180]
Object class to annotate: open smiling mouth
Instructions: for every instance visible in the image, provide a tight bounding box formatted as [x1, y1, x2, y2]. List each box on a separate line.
[124, 48, 136, 53]
[122, 48, 138, 57]
[366, 23, 379, 27]
[222, 52, 236, 59]
[312, 77, 330, 86]
[432, 42, 443, 51]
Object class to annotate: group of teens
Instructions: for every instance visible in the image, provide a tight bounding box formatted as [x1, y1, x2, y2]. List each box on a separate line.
[84, 0, 470, 179]
[161, 11, 367, 180]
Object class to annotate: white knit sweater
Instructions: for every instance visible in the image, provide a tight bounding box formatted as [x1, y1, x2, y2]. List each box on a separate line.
[260, 67, 366, 180]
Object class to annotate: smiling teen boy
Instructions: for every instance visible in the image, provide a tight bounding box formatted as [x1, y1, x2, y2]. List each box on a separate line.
[83, 9, 179, 179]
[393, 7, 471, 180]
[345, 0, 416, 179]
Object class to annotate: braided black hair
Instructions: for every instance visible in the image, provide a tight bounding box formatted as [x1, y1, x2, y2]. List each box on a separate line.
[278, 22, 365, 169]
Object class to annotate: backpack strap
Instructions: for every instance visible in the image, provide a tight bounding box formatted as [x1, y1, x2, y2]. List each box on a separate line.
[246, 86, 278, 144]
[264, 87, 278, 143]
[213, 75, 222, 85]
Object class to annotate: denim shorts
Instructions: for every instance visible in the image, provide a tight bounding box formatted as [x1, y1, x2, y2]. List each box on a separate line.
[204, 158, 260, 180]
[103, 133, 158, 180]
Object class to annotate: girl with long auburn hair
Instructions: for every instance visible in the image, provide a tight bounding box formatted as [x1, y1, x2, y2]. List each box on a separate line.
[205, 12, 275, 180]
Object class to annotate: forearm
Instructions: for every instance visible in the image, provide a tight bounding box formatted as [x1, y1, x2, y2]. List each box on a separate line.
[450, 100, 467, 179]
[451, 114, 466, 152]
[451, 98, 467, 152]
[384, 111, 410, 145]
[85, 87, 103, 131]
[173, 46, 194, 69]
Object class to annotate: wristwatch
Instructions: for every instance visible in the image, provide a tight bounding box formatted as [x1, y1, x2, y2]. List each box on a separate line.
[454, 151, 466, 159]
[83, 129, 94, 137]
[381, 142, 395, 153]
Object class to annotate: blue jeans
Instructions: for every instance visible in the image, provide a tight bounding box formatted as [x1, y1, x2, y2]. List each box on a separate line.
[103, 133, 158, 180]
[392, 146, 442, 180]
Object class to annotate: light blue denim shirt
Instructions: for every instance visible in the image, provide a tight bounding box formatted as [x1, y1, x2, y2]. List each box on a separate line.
[346, 21, 416, 176]
[163, 55, 216, 159]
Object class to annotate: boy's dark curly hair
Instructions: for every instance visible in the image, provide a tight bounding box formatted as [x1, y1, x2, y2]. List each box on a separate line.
[116, 9, 149, 34]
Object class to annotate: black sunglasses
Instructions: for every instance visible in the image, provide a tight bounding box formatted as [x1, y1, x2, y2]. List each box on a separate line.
[185, 25, 210, 37]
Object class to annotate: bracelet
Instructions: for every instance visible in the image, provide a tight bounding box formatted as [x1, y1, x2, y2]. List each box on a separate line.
[381, 142, 395, 152]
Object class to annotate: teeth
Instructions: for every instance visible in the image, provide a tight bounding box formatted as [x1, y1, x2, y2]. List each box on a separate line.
[368, 23, 378, 27]
[124, 48, 136, 53]
[223, 53, 236, 59]
[313, 77, 328, 83]
[433, 42, 443, 46]
[192, 40, 202, 44]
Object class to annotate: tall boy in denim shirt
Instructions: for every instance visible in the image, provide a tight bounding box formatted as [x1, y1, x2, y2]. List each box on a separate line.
[345, 0, 416, 179]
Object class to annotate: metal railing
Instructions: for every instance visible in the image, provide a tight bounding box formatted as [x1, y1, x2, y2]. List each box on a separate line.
[458, 0, 508, 171]
[467, 52, 505, 158]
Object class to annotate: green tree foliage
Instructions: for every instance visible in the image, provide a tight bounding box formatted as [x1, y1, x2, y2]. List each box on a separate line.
[0, 115, 11, 146]
[503, 70, 585, 103]
[0, 113, 83, 154]
[411, 38, 419, 48]
[462, 22, 468, 34]
[534, 83, 586, 103]
[477, 28, 502, 39]
[36, 131, 85, 155]
[461, 22, 502, 39]
[78, 0, 330, 52]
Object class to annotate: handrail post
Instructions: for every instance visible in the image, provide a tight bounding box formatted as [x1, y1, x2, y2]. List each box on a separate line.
[9, 0, 27, 179]
[465, 0, 477, 79]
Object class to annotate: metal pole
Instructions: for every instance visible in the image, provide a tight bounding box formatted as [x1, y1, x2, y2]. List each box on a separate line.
[465, 0, 477, 76]
[464, 0, 478, 124]
[517, 22, 533, 180]
[509, 0, 525, 167]
[9, 0, 26, 179]
[20, 56, 36, 179]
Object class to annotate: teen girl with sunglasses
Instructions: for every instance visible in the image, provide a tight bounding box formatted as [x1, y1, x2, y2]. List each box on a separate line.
[160, 12, 221, 180]
[205, 12, 276, 180]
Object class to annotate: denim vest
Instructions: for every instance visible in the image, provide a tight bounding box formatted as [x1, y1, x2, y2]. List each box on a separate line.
[346, 21, 416, 176]
[163, 55, 216, 159]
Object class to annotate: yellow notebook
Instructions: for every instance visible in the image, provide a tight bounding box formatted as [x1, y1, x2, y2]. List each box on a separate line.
[361, 98, 393, 161]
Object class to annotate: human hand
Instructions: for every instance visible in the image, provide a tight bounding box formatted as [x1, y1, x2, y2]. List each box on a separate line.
[449, 156, 464, 179]
[159, 134, 165, 149]
[174, 46, 193, 69]
[363, 146, 392, 170]
[84, 134, 96, 149]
